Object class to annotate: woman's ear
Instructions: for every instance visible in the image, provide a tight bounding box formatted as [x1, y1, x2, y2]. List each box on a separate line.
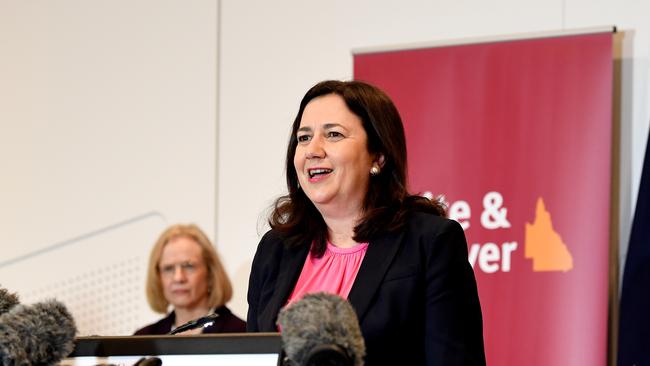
[375, 153, 385, 168]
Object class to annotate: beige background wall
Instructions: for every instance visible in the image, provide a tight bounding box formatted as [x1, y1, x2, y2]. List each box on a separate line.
[0, 0, 218, 334]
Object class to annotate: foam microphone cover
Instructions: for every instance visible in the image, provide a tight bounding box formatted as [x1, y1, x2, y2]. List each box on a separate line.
[0, 287, 19, 315]
[277, 292, 365, 366]
[0, 300, 77, 366]
[134, 356, 163, 366]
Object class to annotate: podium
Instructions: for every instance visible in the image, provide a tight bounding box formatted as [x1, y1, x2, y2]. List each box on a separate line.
[59, 333, 282, 366]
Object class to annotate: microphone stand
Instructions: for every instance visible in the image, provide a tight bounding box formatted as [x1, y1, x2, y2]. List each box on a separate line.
[169, 313, 219, 335]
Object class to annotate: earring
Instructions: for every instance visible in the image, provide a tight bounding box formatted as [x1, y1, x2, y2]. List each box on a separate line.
[370, 166, 380, 176]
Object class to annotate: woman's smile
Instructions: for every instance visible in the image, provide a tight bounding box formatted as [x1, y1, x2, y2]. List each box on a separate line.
[307, 167, 334, 182]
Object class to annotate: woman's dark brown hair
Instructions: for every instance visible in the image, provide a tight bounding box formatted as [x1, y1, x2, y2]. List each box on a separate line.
[269, 80, 444, 256]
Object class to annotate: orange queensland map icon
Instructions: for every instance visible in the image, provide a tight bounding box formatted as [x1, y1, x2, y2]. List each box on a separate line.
[525, 197, 573, 272]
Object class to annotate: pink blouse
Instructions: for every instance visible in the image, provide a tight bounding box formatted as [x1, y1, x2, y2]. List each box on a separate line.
[287, 241, 369, 306]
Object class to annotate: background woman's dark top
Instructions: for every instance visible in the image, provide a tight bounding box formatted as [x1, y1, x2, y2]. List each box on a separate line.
[134, 305, 245, 335]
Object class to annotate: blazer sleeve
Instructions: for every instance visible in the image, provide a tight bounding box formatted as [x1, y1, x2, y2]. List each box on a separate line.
[246, 236, 265, 332]
[424, 219, 486, 365]
[246, 230, 280, 332]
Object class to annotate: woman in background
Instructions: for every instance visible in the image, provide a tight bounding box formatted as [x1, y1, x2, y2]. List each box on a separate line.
[135, 224, 245, 335]
[247, 80, 485, 365]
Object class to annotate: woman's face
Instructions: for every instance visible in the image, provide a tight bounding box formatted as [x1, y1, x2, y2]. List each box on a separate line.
[294, 94, 375, 216]
[158, 236, 210, 312]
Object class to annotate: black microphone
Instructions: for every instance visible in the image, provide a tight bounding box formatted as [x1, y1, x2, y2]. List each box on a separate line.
[0, 299, 77, 365]
[133, 356, 163, 365]
[0, 286, 19, 315]
[169, 312, 219, 335]
[277, 292, 365, 366]
[93, 357, 163, 366]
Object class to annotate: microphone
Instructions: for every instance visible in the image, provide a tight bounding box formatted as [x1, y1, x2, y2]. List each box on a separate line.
[0, 299, 77, 365]
[169, 312, 219, 335]
[93, 357, 163, 366]
[277, 292, 365, 366]
[134, 356, 163, 365]
[0, 286, 19, 315]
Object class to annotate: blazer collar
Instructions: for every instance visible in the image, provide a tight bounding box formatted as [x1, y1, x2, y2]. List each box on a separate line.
[348, 229, 405, 323]
[259, 229, 404, 329]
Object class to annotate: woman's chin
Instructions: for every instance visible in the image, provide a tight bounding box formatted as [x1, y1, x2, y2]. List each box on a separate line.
[303, 188, 336, 204]
[307, 197, 337, 212]
[169, 297, 194, 308]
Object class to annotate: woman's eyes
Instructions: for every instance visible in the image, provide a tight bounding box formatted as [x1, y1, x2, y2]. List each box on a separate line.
[159, 262, 198, 276]
[296, 131, 344, 142]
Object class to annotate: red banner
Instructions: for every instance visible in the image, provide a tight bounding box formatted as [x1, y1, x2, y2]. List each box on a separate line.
[354, 32, 613, 365]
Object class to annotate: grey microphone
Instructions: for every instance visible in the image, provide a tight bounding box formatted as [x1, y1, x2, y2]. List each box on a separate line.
[0, 299, 77, 366]
[277, 292, 365, 366]
[0, 286, 19, 315]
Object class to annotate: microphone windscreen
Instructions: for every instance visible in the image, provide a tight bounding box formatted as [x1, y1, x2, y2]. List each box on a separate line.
[277, 292, 365, 366]
[134, 356, 163, 366]
[0, 300, 77, 366]
[0, 286, 19, 315]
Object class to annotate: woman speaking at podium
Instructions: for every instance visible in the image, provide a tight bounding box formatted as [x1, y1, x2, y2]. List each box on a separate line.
[247, 80, 485, 365]
[135, 224, 245, 335]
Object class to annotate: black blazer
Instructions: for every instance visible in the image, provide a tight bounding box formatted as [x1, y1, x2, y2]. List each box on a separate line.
[134, 305, 246, 335]
[247, 212, 485, 366]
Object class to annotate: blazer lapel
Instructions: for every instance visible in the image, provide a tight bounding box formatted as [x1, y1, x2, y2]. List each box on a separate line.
[259, 242, 310, 330]
[348, 230, 404, 323]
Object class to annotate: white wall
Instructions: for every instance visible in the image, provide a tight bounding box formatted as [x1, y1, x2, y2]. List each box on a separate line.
[0, 0, 218, 335]
[1, 0, 648, 333]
